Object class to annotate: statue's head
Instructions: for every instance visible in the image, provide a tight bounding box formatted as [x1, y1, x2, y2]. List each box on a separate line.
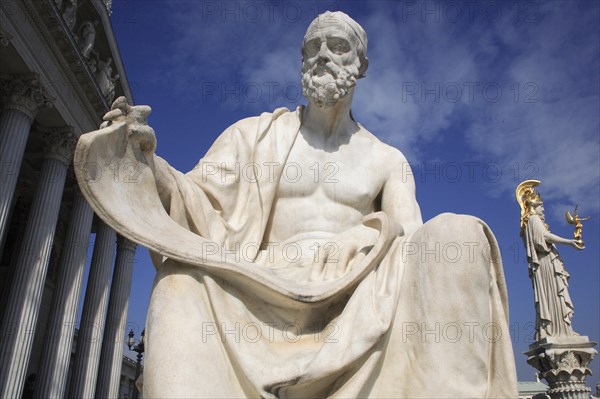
[525, 191, 544, 219]
[301, 11, 369, 107]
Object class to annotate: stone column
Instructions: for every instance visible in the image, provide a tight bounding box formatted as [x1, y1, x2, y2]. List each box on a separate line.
[33, 188, 94, 399]
[67, 221, 116, 399]
[0, 74, 52, 250]
[0, 128, 75, 398]
[95, 236, 137, 399]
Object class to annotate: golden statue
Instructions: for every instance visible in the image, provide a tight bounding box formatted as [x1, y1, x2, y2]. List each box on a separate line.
[516, 180, 584, 341]
[566, 205, 589, 245]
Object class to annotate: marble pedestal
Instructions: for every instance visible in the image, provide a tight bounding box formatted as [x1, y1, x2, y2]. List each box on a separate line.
[525, 336, 597, 399]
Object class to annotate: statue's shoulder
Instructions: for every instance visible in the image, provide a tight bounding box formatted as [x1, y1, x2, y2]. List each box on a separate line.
[356, 124, 410, 166]
[207, 107, 298, 157]
[223, 115, 261, 135]
[223, 106, 298, 138]
[528, 214, 544, 226]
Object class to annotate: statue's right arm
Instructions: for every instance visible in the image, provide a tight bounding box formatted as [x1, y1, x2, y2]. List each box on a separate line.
[100, 97, 177, 210]
[543, 230, 584, 250]
[528, 214, 583, 250]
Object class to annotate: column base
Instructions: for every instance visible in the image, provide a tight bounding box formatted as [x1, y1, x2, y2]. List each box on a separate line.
[525, 336, 597, 399]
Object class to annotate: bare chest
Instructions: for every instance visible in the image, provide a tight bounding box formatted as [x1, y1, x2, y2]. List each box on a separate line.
[276, 135, 384, 210]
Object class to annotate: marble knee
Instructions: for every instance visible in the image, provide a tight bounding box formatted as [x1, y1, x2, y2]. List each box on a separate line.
[409, 212, 498, 271]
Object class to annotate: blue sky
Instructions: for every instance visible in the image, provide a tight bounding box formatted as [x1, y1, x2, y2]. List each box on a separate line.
[101, 0, 599, 384]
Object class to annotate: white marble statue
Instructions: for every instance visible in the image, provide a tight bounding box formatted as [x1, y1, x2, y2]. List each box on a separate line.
[75, 11, 517, 398]
[517, 181, 584, 340]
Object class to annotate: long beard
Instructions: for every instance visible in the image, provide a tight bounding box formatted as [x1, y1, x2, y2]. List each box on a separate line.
[301, 62, 359, 107]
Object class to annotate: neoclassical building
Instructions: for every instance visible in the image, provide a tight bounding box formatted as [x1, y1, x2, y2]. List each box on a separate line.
[0, 0, 139, 397]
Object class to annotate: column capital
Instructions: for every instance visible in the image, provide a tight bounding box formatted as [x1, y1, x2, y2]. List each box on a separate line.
[42, 127, 77, 166]
[0, 74, 54, 120]
[117, 235, 137, 253]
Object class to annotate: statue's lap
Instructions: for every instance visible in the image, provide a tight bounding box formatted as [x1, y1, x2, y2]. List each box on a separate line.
[142, 213, 515, 397]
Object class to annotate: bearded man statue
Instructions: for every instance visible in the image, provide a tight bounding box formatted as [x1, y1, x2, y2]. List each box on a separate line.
[75, 11, 518, 398]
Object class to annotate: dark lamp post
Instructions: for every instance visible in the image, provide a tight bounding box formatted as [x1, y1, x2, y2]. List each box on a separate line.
[127, 329, 145, 399]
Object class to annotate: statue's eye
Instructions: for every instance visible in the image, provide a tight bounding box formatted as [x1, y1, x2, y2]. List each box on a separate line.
[329, 40, 349, 54]
[304, 40, 321, 57]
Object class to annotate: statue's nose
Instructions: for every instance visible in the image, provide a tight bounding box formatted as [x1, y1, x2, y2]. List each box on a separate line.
[317, 54, 331, 66]
[317, 43, 331, 64]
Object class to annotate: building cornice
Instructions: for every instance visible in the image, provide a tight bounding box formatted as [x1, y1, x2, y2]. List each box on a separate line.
[23, 0, 108, 111]
[1, 0, 134, 131]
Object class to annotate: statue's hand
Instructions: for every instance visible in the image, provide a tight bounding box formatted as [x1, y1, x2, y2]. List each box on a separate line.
[310, 225, 379, 281]
[571, 239, 585, 250]
[101, 96, 157, 154]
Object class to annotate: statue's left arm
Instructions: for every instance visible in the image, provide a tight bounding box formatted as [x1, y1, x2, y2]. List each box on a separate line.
[380, 149, 423, 237]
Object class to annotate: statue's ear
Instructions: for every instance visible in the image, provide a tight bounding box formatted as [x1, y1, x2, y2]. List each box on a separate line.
[359, 57, 369, 78]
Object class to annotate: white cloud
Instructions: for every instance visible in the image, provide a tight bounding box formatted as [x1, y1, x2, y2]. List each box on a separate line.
[463, 2, 600, 214]
[160, 1, 599, 214]
[352, 4, 481, 159]
[158, 1, 308, 107]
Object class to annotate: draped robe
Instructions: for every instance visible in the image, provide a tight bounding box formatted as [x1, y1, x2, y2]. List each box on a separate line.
[523, 214, 575, 339]
[75, 106, 517, 398]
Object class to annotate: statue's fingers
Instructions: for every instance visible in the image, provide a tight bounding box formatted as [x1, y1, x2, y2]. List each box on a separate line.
[335, 256, 344, 278]
[309, 251, 326, 281]
[335, 249, 346, 277]
[323, 258, 336, 280]
[310, 245, 330, 281]
[103, 108, 124, 121]
[111, 96, 130, 112]
[336, 247, 355, 278]
[347, 251, 365, 274]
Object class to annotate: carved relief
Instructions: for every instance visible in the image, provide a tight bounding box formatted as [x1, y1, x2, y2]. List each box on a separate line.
[77, 20, 98, 59]
[95, 57, 119, 103]
[61, 0, 78, 31]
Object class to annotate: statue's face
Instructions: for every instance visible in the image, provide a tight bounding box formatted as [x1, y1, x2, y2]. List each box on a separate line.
[301, 25, 362, 107]
[535, 203, 545, 218]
